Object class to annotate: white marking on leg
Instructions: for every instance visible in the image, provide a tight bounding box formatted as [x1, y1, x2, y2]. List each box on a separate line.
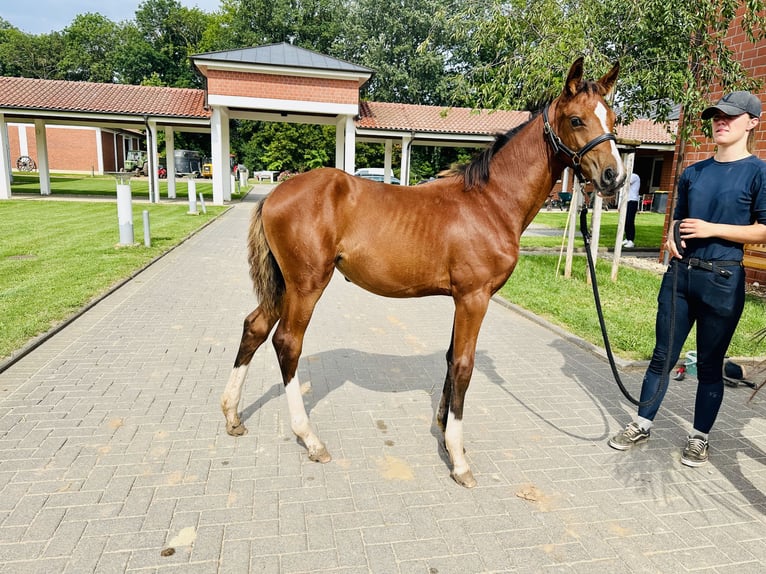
[594, 102, 625, 179]
[285, 377, 328, 460]
[221, 364, 248, 424]
[445, 411, 469, 477]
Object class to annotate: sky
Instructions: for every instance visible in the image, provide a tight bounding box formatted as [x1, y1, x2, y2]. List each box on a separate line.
[1, 0, 224, 35]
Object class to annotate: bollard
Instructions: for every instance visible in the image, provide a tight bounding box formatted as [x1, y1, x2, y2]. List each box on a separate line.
[198, 192, 207, 214]
[142, 210, 151, 247]
[187, 177, 197, 215]
[116, 178, 134, 245]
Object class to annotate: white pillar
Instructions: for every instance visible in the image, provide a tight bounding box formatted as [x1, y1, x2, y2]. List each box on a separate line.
[147, 120, 160, 203]
[335, 117, 345, 170]
[0, 114, 11, 199]
[343, 115, 355, 175]
[34, 120, 51, 195]
[400, 135, 413, 186]
[116, 176, 134, 245]
[211, 106, 230, 205]
[384, 140, 393, 183]
[165, 127, 176, 199]
[95, 127, 104, 175]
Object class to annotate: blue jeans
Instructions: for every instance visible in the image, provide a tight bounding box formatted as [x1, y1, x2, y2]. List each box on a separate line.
[638, 259, 745, 433]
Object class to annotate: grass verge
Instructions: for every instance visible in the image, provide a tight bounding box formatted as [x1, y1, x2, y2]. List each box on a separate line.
[0, 199, 227, 361]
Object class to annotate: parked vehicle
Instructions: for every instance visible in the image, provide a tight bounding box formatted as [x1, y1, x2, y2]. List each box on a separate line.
[354, 168, 400, 184]
[174, 149, 202, 177]
[124, 150, 148, 174]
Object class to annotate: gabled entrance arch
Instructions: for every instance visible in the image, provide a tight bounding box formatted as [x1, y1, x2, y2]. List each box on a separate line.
[191, 43, 373, 205]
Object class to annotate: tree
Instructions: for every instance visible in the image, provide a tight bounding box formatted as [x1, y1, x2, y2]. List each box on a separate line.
[208, 0, 345, 52]
[339, 0, 458, 105]
[133, 0, 214, 87]
[448, 0, 766, 141]
[0, 24, 63, 79]
[60, 13, 121, 82]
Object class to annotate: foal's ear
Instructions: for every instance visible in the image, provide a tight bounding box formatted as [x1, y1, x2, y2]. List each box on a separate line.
[598, 61, 620, 97]
[564, 57, 585, 97]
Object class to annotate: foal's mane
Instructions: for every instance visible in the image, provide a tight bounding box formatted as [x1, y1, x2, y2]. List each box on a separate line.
[458, 115, 537, 191]
[457, 78, 605, 191]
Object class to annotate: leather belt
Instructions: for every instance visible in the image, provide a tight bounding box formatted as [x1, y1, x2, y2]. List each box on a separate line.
[679, 257, 741, 277]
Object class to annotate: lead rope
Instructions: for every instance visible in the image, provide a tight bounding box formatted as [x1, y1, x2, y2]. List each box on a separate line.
[579, 205, 675, 407]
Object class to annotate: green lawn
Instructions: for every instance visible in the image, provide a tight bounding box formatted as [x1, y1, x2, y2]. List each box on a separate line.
[0, 196, 228, 361]
[522, 210, 667, 250]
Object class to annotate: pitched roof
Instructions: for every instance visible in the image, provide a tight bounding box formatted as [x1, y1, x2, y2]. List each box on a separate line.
[0, 76, 209, 119]
[616, 117, 676, 146]
[358, 101, 531, 135]
[192, 43, 374, 75]
[0, 75, 676, 146]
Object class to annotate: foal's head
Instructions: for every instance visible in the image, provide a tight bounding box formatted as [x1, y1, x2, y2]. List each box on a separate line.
[549, 57, 625, 196]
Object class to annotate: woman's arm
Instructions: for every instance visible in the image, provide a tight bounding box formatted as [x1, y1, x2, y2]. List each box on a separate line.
[678, 219, 766, 245]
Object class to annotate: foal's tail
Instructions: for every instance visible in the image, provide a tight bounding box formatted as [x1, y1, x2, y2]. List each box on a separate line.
[248, 199, 285, 318]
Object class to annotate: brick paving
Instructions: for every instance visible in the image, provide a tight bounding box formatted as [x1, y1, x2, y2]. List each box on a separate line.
[2, 189, 766, 573]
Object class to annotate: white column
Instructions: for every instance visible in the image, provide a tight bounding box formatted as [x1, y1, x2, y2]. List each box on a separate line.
[343, 115, 355, 174]
[335, 117, 345, 170]
[165, 127, 176, 199]
[95, 127, 104, 175]
[384, 140, 393, 183]
[147, 120, 160, 203]
[400, 135, 412, 186]
[0, 114, 11, 199]
[211, 106, 230, 205]
[34, 120, 51, 196]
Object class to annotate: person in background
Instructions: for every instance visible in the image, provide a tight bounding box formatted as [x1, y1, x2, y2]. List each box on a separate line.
[609, 90, 766, 466]
[622, 172, 641, 248]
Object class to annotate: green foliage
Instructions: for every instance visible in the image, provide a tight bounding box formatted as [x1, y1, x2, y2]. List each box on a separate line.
[448, 0, 765, 138]
[0, 26, 63, 78]
[60, 13, 120, 82]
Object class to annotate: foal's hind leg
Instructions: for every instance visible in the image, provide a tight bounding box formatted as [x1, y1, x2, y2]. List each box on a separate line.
[221, 306, 278, 436]
[273, 289, 332, 463]
[441, 293, 489, 488]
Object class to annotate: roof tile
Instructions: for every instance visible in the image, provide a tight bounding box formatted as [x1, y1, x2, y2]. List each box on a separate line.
[358, 101, 530, 135]
[0, 77, 210, 119]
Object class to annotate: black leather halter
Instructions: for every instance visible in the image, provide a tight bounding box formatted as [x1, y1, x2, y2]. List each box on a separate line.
[542, 105, 617, 183]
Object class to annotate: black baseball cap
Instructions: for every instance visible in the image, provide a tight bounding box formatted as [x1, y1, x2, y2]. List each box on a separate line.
[701, 91, 762, 119]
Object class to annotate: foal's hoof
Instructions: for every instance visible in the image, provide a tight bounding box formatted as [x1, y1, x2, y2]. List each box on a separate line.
[451, 469, 477, 488]
[226, 422, 248, 437]
[308, 444, 332, 464]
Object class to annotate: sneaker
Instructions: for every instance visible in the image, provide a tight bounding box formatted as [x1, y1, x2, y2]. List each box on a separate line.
[623, 240, 635, 248]
[608, 422, 650, 450]
[681, 435, 709, 467]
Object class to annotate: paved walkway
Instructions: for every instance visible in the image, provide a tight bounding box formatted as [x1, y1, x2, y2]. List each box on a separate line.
[2, 190, 766, 573]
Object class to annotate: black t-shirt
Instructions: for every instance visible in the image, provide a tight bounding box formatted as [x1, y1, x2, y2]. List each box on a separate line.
[673, 155, 766, 261]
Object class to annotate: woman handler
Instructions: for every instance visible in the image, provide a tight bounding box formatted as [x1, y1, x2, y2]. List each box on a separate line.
[609, 91, 766, 466]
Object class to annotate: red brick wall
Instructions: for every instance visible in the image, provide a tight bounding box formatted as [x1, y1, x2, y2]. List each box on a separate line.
[8, 124, 129, 173]
[206, 70, 359, 105]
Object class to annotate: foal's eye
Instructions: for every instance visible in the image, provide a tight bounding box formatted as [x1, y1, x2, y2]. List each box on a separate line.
[570, 117, 584, 128]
